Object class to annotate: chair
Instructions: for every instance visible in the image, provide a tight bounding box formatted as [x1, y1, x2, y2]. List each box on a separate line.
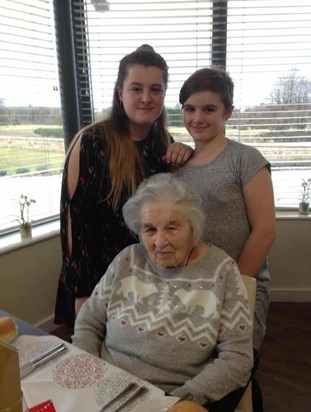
[234, 275, 257, 412]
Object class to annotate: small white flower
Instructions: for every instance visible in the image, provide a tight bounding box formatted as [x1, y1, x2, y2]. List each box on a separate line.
[16, 194, 36, 227]
[300, 178, 310, 203]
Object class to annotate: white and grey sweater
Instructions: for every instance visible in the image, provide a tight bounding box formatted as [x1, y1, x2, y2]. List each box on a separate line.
[72, 243, 253, 405]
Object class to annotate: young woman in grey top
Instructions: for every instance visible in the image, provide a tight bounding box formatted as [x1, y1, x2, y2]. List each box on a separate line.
[176, 68, 276, 351]
[72, 173, 253, 411]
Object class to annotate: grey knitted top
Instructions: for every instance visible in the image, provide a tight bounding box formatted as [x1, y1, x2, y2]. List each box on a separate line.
[176, 139, 271, 349]
[72, 243, 253, 405]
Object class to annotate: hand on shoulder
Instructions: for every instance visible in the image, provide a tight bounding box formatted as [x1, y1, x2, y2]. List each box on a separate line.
[163, 142, 193, 166]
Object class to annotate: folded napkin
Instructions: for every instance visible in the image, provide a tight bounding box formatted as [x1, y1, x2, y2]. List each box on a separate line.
[0, 340, 23, 412]
[13, 335, 164, 412]
[28, 400, 56, 412]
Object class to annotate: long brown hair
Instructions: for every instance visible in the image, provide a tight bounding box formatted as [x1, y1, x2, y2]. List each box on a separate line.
[68, 45, 170, 210]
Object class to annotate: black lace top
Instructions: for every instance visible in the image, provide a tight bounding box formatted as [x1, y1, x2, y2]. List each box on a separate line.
[54, 127, 171, 326]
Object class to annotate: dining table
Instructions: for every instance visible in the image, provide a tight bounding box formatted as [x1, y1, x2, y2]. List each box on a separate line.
[1, 310, 166, 412]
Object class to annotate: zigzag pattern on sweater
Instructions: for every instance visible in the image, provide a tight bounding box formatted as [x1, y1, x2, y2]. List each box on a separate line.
[108, 299, 219, 343]
[107, 297, 250, 344]
[222, 301, 253, 329]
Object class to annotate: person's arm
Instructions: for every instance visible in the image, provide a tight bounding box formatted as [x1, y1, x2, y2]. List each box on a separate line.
[71, 276, 108, 357]
[65, 135, 90, 315]
[170, 262, 253, 405]
[75, 297, 88, 315]
[61, 133, 100, 314]
[163, 142, 193, 166]
[66, 135, 82, 255]
[237, 167, 276, 276]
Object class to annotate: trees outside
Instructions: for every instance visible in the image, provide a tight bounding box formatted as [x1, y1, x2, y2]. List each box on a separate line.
[229, 69, 311, 142]
[0, 106, 62, 126]
[1, 69, 310, 142]
[266, 69, 311, 134]
[269, 69, 311, 105]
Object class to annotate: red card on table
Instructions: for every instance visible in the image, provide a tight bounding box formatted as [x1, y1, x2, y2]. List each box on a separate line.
[27, 400, 56, 412]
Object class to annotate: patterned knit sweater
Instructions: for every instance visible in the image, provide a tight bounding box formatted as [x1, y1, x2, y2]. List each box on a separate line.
[72, 243, 253, 405]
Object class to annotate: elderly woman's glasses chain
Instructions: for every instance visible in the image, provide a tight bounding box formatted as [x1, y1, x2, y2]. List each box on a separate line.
[186, 246, 195, 266]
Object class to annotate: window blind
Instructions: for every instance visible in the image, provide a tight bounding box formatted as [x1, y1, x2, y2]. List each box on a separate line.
[1, 0, 310, 233]
[226, 1, 311, 207]
[72, 0, 311, 208]
[0, 0, 64, 232]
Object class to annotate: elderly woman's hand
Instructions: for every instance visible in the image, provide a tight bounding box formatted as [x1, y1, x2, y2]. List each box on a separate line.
[168, 400, 208, 412]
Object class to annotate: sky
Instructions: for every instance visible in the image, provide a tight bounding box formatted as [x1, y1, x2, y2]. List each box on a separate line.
[0, 0, 310, 111]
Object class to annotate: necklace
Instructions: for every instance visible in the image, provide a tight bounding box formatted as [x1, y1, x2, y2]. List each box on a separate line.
[186, 246, 195, 266]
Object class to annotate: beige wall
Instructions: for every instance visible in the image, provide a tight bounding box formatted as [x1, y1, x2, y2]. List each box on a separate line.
[0, 234, 61, 328]
[0, 218, 310, 328]
[268, 218, 311, 301]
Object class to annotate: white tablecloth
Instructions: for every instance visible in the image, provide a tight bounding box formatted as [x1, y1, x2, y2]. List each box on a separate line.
[13, 335, 164, 412]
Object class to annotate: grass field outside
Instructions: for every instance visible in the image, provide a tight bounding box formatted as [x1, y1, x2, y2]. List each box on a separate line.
[0, 124, 65, 175]
[0, 123, 310, 176]
[0, 124, 62, 133]
[0, 124, 310, 229]
[0, 147, 64, 175]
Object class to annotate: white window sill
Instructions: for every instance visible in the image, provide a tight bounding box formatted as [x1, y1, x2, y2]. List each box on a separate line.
[276, 209, 311, 220]
[0, 220, 60, 255]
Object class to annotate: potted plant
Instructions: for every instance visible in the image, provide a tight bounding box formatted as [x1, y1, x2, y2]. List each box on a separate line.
[16, 194, 36, 239]
[298, 178, 310, 215]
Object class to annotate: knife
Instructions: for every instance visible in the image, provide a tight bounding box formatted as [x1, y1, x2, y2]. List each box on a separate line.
[20, 342, 67, 378]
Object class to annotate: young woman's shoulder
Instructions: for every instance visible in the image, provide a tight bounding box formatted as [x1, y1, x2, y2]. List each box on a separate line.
[66, 122, 110, 169]
[227, 138, 267, 160]
[79, 122, 109, 149]
[64, 122, 110, 199]
[225, 139, 270, 188]
[65, 122, 108, 160]
[227, 138, 270, 172]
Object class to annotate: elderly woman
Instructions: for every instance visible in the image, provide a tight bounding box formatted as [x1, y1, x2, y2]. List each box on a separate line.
[72, 173, 253, 411]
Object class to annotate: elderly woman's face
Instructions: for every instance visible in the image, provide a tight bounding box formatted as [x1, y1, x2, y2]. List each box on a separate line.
[140, 202, 194, 268]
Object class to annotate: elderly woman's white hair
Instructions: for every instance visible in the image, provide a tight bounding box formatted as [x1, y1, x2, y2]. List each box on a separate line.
[122, 173, 205, 243]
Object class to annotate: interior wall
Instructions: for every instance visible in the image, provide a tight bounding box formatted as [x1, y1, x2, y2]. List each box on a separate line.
[0, 218, 310, 328]
[0, 235, 61, 327]
[268, 218, 311, 301]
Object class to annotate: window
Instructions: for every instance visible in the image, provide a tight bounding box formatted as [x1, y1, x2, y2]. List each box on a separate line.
[225, 0, 311, 207]
[1, 0, 310, 234]
[0, 0, 64, 232]
[74, 0, 311, 208]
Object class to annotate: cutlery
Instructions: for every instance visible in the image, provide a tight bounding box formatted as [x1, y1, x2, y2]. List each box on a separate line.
[20, 342, 67, 378]
[98, 382, 137, 411]
[112, 386, 148, 412]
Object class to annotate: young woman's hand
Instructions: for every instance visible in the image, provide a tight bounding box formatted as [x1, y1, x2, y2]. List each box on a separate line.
[163, 142, 193, 166]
